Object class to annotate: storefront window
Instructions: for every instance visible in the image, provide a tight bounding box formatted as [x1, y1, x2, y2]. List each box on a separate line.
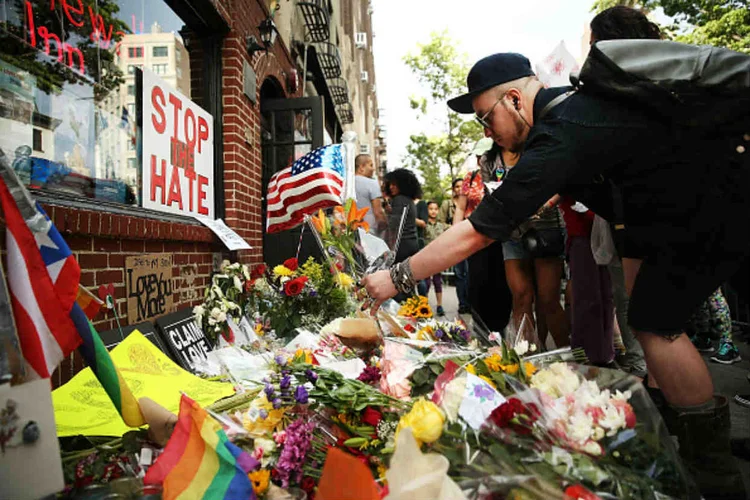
[0, 0, 195, 207]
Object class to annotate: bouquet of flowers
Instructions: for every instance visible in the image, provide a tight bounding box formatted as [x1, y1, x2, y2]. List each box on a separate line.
[398, 295, 432, 319]
[193, 260, 254, 343]
[309, 199, 371, 276]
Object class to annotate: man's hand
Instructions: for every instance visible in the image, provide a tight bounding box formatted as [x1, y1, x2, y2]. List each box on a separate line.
[363, 269, 398, 315]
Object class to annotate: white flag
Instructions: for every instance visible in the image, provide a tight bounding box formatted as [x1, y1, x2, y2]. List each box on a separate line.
[535, 41, 580, 88]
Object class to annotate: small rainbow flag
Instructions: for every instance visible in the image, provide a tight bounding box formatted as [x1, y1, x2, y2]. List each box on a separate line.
[75, 284, 105, 320]
[70, 302, 145, 427]
[144, 394, 257, 500]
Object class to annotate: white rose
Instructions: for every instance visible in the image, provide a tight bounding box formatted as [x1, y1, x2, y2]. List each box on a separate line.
[242, 264, 251, 281]
[193, 305, 205, 317]
[216, 311, 227, 323]
[233, 276, 243, 291]
[210, 307, 222, 318]
[598, 404, 627, 436]
[567, 411, 594, 444]
[514, 339, 529, 356]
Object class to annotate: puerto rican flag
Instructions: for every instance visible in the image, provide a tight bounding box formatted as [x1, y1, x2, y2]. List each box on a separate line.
[266, 144, 345, 233]
[0, 178, 81, 379]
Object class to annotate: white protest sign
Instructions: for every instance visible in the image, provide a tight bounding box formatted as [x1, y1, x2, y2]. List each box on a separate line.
[142, 68, 215, 218]
[195, 217, 252, 251]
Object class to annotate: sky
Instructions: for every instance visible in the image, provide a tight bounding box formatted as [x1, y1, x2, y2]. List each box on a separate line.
[370, 0, 598, 170]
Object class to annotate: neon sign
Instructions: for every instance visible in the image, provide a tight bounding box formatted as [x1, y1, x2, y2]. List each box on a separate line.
[23, 0, 127, 75]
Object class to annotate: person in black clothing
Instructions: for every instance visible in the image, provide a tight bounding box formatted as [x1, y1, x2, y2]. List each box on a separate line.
[365, 50, 749, 498]
[383, 169, 421, 265]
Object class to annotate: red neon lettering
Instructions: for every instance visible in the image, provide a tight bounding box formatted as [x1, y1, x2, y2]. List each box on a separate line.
[151, 86, 166, 134]
[88, 6, 113, 48]
[184, 108, 196, 149]
[62, 0, 85, 27]
[150, 156, 167, 204]
[166, 165, 183, 210]
[198, 118, 209, 154]
[63, 43, 85, 73]
[25, 1, 36, 47]
[168, 93, 182, 138]
[37, 26, 62, 62]
[197, 175, 209, 215]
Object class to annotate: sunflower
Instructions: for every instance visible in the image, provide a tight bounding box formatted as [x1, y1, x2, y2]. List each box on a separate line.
[248, 469, 270, 495]
[524, 362, 537, 378]
[415, 304, 433, 318]
[501, 363, 520, 376]
[273, 264, 294, 277]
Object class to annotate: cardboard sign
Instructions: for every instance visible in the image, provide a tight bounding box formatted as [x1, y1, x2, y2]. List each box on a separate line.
[125, 254, 173, 322]
[141, 68, 215, 218]
[154, 308, 211, 373]
[98, 321, 169, 355]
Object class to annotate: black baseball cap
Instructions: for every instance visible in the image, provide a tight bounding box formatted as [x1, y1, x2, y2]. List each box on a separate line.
[447, 53, 535, 114]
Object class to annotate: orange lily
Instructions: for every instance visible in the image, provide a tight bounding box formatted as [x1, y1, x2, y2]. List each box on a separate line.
[347, 200, 370, 226]
[311, 209, 327, 235]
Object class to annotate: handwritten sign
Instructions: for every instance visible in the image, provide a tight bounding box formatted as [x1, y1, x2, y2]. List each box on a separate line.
[125, 254, 173, 322]
[142, 68, 215, 219]
[195, 217, 251, 251]
[154, 308, 211, 373]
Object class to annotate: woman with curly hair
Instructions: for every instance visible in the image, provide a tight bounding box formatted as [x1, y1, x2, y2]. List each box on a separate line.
[383, 168, 422, 264]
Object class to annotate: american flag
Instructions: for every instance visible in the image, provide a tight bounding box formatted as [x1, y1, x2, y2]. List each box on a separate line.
[0, 166, 82, 379]
[266, 144, 345, 233]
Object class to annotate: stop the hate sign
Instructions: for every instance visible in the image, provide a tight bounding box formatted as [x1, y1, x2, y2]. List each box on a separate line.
[142, 68, 214, 219]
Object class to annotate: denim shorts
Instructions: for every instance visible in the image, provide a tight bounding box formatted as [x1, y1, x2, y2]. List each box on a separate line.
[502, 240, 529, 261]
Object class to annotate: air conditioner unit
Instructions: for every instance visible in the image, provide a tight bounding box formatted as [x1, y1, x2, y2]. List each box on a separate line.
[360, 71, 369, 82]
[360, 144, 371, 155]
[355, 32, 367, 49]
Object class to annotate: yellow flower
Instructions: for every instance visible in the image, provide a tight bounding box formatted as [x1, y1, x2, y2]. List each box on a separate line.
[396, 399, 445, 446]
[524, 362, 537, 378]
[254, 323, 265, 337]
[377, 464, 387, 480]
[273, 265, 293, 277]
[417, 325, 434, 340]
[415, 305, 433, 318]
[295, 348, 313, 364]
[466, 364, 476, 375]
[243, 396, 285, 436]
[479, 375, 497, 389]
[484, 353, 504, 372]
[249, 469, 270, 495]
[502, 363, 520, 376]
[335, 272, 354, 289]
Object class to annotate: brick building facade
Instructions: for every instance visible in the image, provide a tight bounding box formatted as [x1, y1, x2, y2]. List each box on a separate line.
[0, 0, 384, 385]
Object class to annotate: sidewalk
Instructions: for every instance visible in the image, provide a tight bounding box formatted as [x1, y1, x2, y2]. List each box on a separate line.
[427, 284, 750, 495]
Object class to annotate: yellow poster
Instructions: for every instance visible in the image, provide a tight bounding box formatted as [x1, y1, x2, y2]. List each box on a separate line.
[52, 330, 234, 437]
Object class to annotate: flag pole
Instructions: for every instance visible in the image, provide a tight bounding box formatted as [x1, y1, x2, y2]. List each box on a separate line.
[340, 131, 358, 203]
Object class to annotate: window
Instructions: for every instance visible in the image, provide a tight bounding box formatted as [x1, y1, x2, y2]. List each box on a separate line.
[153, 46, 168, 57]
[32, 129, 43, 152]
[128, 139, 136, 151]
[355, 32, 367, 49]
[127, 158, 137, 171]
[127, 85, 136, 96]
[128, 47, 144, 58]
[127, 103, 136, 116]
[152, 64, 168, 75]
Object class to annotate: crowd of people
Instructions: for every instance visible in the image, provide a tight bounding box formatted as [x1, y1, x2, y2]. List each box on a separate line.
[357, 5, 750, 500]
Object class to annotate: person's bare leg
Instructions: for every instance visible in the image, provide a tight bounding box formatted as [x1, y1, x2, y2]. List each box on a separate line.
[504, 259, 536, 339]
[534, 257, 570, 348]
[622, 258, 713, 404]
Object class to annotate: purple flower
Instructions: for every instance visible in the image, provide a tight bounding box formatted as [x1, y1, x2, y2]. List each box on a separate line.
[275, 354, 288, 366]
[272, 398, 282, 409]
[280, 374, 291, 390]
[460, 329, 471, 341]
[305, 369, 318, 383]
[309, 289, 318, 297]
[295, 385, 309, 404]
[259, 409, 269, 420]
[434, 328, 445, 339]
[264, 383, 275, 398]
[275, 418, 315, 488]
[357, 365, 382, 385]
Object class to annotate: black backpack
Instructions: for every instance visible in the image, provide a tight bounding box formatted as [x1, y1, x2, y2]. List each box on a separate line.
[541, 39, 750, 130]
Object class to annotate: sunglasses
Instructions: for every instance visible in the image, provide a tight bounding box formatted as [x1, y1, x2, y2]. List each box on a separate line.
[474, 92, 507, 129]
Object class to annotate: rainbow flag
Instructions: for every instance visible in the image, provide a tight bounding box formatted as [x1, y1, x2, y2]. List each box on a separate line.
[144, 394, 257, 500]
[76, 285, 104, 320]
[70, 302, 145, 427]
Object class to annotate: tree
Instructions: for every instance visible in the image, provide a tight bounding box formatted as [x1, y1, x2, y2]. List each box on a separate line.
[402, 31, 484, 203]
[591, 0, 749, 53]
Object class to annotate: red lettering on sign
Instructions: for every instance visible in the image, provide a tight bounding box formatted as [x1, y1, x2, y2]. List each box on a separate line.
[185, 168, 196, 212]
[88, 6, 114, 48]
[168, 93, 183, 138]
[167, 165, 183, 210]
[150, 156, 167, 205]
[198, 118, 209, 154]
[61, 0, 85, 27]
[151, 86, 166, 134]
[184, 108, 196, 149]
[197, 175, 209, 215]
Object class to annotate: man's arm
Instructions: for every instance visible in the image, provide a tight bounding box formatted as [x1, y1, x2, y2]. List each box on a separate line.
[370, 197, 386, 228]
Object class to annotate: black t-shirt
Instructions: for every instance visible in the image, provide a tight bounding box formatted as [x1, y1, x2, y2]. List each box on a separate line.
[468, 87, 746, 255]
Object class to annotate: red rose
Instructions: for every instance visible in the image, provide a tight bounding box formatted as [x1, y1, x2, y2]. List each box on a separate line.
[284, 276, 308, 296]
[283, 258, 299, 271]
[361, 407, 383, 428]
[564, 484, 601, 500]
[251, 264, 267, 280]
[221, 325, 235, 344]
[301, 476, 316, 493]
[489, 401, 515, 428]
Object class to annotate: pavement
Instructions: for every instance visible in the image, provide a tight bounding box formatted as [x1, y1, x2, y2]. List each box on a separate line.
[428, 284, 750, 497]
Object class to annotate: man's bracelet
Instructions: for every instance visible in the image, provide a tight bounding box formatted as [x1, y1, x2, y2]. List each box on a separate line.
[389, 258, 417, 295]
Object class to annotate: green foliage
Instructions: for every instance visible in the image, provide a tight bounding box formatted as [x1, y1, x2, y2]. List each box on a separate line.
[590, 0, 749, 53]
[402, 31, 484, 203]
